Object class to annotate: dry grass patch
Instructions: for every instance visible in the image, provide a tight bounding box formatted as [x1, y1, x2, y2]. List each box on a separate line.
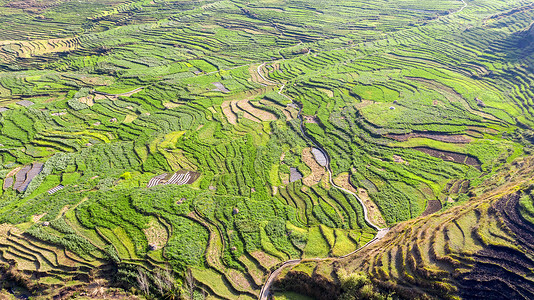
[355, 100, 377, 109]
[250, 250, 280, 270]
[78, 95, 94, 106]
[236, 99, 277, 122]
[32, 212, 47, 223]
[357, 188, 387, 228]
[221, 100, 237, 124]
[302, 147, 325, 186]
[143, 218, 169, 250]
[163, 102, 181, 109]
[318, 88, 334, 98]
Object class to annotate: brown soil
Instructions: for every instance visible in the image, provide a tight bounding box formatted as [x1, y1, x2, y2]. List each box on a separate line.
[93, 94, 108, 102]
[357, 188, 387, 228]
[421, 200, 442, 216]
[186, 171, 201, 184]
[236, 99, 277, 122]
[392, 154, 408, 165]
[387, 132, 472, 144]
[228, 269, 256, 293]
[6, 0, 61, 13]
[414, 147, 481, 169]
[303, 115, 318, 124]
[260, 99, 297, 121]
[249, 65, 275, 86]
[6, 167, 21, 178]
[78, 95, 95, 107]
[302, 148, 325, 186]
[221, 101, 237, 124]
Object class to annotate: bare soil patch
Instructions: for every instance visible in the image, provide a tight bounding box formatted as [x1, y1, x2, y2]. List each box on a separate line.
[360, 191, 386, 228]
[302, 148, 325, 186]
[387, 132, 472, 144]
[303, 115, 318, 124]
[222, 98, 278, 124]
[421, 200, 442, 216]
[78, 95, 95, 107]
[221, 101, 237, 124]
[237, 99, 277, 121]
[392, 155, 408, 165]
[32, 213, 47, 223]
[249, 65, 272, 86]
[228, 269, 256, 293]
[250, 251, 280, 269]
[414, 147, 480, 169]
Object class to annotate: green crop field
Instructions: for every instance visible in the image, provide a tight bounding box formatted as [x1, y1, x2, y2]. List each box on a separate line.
[0, 0, 534, 299]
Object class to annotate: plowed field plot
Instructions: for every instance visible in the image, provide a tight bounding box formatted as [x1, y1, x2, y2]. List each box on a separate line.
[421, 200, 442, 216]
[222, 98, 278, 124]
[414, 147, 481, 169]
[387, 132, 472, 144]
[4, 163, 43, 192]
[147, 170, 200, 188]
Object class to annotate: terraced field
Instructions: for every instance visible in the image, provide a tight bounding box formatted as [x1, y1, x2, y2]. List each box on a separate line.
[0, 0, 533, 298]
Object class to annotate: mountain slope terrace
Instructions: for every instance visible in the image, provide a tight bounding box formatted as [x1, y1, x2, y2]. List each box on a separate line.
[273, 156, 534, 299]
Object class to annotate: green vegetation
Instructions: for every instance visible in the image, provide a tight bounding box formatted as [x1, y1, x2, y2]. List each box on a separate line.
[0, 0, 533, 298]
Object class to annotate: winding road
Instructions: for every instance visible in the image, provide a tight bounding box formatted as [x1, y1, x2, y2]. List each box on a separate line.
[256, 63, 390, 300]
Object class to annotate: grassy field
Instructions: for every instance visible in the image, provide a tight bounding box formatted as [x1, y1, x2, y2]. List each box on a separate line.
[0, 0, 533, 298]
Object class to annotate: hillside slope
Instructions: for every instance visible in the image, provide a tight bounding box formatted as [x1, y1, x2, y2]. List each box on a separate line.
[274, 156, 534, 299]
